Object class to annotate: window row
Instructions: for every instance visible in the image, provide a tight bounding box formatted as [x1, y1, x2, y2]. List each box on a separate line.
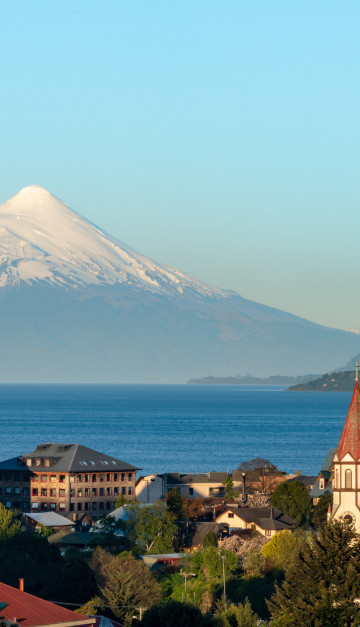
[0, 487, 29, 496]
[31, 472, 133, 483]
[31, 486, 133, 497]
[31, 501, 115, 512]
[0, 472, 29, 482]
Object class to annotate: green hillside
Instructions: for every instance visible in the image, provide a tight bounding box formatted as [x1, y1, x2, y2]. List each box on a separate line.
[288, 370, 356, 391]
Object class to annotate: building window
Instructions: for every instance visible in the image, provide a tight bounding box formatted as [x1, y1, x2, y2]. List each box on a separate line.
[50, 503, 56, 510]
[44, 459, 50, 467]
[32, 474, 39, 482]
[59, 502, 65, 511]
[26, 459, 32, 466]
[50, 475, 56, 483]
[107, 502, 112, 510]
[189, 488, 194, 496]
[114, 487, 119, 496]
[41, 475, 47, 482]
[228, 513, 234, 518]
[107, 487, 112, 496]
[128, 487, 132, 495]
[114, 473, 118, 481]
[99, 488, 104, 496]
[336, 469, 339, 488]
[265, 529, 272, 537]
[23, 488, 29, 496]
[99, 474, 104, 482]
[78, 489, 83, 497]
[85, 474, 89, 483]
[92, 474, 97, 482]
[92, 502, 97, 511]
[77, 475, 82, 483]
[77, 503, 82, 511]
[121, 487, 126, 495]
[70, 503, 74, 511]
[14, 487, 21, 495]
[121, 473, 125, 482]
[50, 489, 56, 497]
[319, 478, 325, 490]
[59, 475, 65, 483]
[32, 488, 38, 496]
[5, 473, 11, 481]
[85, 502, 90, 511]
[99, 502, 104, 510]
[5, 501, 12, 509]
[5, 488, 12, 495]
[106, 474, 111, 482]
[128, 473, 132, 481]
[345, 470, 352, 489]
[92, 488, 97, 496]
[41, 489, 47, 496]
[32, 502, 39, 509]
[85, 488, 89, 497]
[35, 459, 41, 467]
[59, 489, 66, 497]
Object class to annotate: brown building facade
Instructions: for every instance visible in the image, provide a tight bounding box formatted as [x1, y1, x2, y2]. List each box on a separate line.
[0, 443, 139, 517]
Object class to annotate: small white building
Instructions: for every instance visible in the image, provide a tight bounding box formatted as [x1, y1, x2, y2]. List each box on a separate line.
[215, 506, 295, 538]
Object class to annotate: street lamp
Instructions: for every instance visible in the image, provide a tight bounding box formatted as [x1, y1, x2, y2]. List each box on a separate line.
[180, 571, 196, 603]
[219, 554, 226, 602]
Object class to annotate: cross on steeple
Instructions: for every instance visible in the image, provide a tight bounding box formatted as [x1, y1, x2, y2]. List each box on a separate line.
[356, 362, 359, 383]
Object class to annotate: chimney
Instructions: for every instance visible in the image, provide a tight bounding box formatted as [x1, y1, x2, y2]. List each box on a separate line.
[19, 578, 24, 592]
[295, 470, 302, 477]
[270, 507, 274, 519]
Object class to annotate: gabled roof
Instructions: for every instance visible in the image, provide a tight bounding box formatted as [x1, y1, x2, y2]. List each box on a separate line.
[19, 443, 140, 473]
[0, 581, 95, 626]
[216, 506, 295, 530]
[337, 383, 360, 461]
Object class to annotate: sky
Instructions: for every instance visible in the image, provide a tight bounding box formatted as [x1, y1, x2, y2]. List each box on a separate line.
[1, 1, 359, 331]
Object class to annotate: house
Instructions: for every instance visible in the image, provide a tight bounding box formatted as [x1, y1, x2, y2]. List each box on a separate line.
[140, 553, 189, 571]
[0, 579, 95, 626]
[22, 511, 74, 533]
[215, 506, 295, 537]
[310, 448, 336, 505]
[0, 443, 139, 518]
[178, 521, 228, 549]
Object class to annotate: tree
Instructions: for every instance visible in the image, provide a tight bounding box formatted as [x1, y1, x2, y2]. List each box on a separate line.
[166, 487, 186, 520]
[184, 497, 204, 520]
[89, 547, 162, 625]
[214, 598, 258, 626]
[238, 458, 277, 473]
[202, 531, 218, 548]
[270, 480, 312, 527]
[220, 533, 268, 568]
[141, 600, 213, 627]
[261, 530, 306, 574]
[312, 492, 332, 528]
[126, 501, 178, 553]
[0, 504, 21, 543]
[115, 494, 128, 509]
[223, 476, 237, 499]
[268, 520, 360, 626]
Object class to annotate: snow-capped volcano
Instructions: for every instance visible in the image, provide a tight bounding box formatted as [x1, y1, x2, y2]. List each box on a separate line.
[0, 185, 359, 383]
[0, 185, 226, 297]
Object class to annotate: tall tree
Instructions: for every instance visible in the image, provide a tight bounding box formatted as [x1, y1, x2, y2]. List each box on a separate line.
[126, 501, 178, 553]
[261, 529, 306, 574]
[268, 520, 360, 626]
[270, 480, 312, 527]
[166, 487, 186, 520]
[312, 492, 332, 528]
[214, 598, 258, 627]
[0, 504, 21, 543]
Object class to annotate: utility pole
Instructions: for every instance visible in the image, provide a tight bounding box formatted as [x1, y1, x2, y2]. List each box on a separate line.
[220, 554, 226, 603]
[180, 571, 196, 602]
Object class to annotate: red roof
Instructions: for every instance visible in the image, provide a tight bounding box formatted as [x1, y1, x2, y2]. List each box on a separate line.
[337, 382, 360, 461]
[0, 581, 95, 627]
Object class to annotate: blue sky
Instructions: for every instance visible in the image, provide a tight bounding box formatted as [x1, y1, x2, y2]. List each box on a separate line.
[1, 1, 359, 331]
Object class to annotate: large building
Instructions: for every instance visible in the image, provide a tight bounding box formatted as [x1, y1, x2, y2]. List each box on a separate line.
[0, 443, 139, 517]
[332, 365, 360, 530]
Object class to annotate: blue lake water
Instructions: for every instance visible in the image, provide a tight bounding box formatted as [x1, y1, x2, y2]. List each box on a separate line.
[0, 384, 352, 476]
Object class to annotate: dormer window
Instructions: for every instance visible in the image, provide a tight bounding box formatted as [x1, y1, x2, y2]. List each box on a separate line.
[26, 459, 32, 467]
[44, 459, 50, 467]
[319, 478, 325, 490]
[35, 459, 41, 467]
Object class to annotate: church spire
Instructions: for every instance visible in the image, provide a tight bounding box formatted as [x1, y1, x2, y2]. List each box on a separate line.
[336, 368, 360, 461]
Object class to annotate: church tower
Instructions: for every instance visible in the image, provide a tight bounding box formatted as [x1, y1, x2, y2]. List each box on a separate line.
[332, 363, 360, 530]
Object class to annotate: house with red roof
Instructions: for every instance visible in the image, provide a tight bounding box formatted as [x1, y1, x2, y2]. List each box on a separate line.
[0, 580, 95, 627]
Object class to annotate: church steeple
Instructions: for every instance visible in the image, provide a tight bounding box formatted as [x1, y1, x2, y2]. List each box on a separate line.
[337, 375, 360, 461]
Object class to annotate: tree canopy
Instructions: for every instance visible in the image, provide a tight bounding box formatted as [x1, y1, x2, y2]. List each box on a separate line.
[166, 487, 186, 521]
[268, 520, 360, 626]
[0, 504, 21, 543]
[126, 501, 179, 553]
[270, 480, 312, 527]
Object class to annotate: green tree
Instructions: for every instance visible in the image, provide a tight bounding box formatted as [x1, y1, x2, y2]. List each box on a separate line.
[270, 480, 312, 527]
[202, 531, 218, 548]
[89, 547, 162, 625]
[141, 601, 214, 626]
[59, 548, 97, 604]
[268, 520, 360, 626]
[37, 523, 53, 538]
[166, 487, 186, 520]
[115, 494, 128, 509]
[126, 501, 178, 553]
[0, 504, 21, 543]
[223, 476, 236, 499]
[214, 598, 258, 626]
[312, 492, 333, 528]
[261, 529, 306, 574]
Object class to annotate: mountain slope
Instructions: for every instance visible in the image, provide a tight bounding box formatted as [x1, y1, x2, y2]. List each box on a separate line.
[0, 186, 359, 383]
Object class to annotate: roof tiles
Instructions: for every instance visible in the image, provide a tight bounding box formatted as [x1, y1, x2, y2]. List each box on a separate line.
[337, 382, 360, 461]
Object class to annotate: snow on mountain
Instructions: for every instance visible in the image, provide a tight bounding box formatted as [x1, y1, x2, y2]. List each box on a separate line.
[0, 185, 228, 298]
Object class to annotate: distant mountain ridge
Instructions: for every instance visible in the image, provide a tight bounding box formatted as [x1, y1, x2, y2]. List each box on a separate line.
[0, 186, 359, 383]
[187, 374, 320, 385]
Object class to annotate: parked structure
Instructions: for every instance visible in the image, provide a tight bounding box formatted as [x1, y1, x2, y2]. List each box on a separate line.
[0, 443, 139, 517]
[22, 511, 74, 533]
[332, 365, 360, 530]
[215, 506, 295, 537]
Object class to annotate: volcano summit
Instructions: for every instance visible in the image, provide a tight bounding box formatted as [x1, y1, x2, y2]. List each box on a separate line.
[0, 186, 358, 382]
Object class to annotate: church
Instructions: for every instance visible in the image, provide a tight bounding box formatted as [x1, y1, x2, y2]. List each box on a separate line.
[332, 363, 360, 529]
